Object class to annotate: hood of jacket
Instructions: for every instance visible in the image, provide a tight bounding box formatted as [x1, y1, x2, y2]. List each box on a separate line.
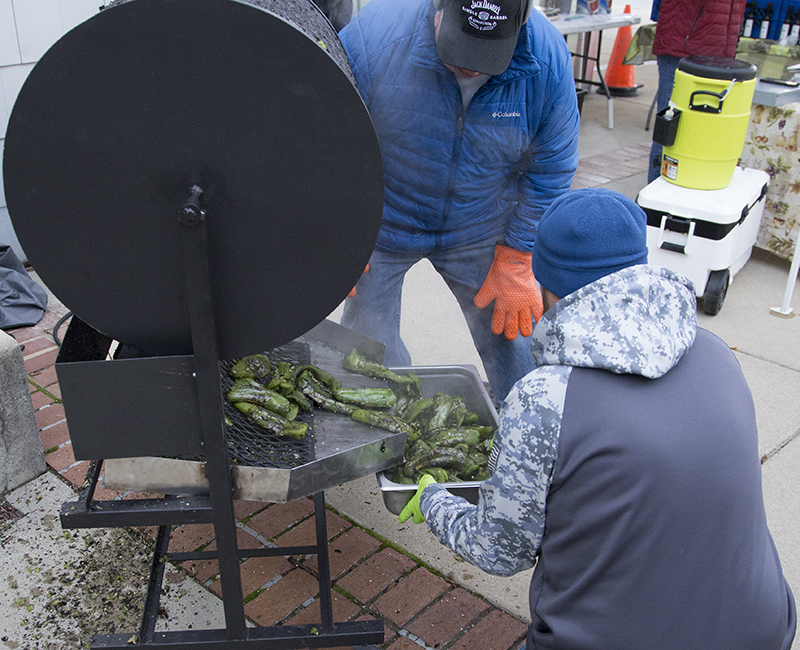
[531, 265, 697, 379]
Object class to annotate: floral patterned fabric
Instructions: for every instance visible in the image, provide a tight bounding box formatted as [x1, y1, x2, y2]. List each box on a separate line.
[740, 103, 800, 260]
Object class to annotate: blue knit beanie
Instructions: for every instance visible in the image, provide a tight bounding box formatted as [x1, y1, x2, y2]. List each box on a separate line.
[532, 188, 648, 298]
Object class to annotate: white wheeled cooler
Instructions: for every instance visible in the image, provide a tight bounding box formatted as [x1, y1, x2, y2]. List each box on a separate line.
[636, 166, 769, 315]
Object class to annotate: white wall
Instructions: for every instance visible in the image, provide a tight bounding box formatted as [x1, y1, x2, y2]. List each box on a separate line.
[0, 0, 100, 261]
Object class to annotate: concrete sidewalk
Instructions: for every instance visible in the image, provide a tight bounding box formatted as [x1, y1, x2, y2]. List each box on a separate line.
[2, 11, 799, 649]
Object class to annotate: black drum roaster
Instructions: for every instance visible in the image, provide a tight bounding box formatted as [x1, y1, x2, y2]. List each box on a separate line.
[1, 0, 397, 646]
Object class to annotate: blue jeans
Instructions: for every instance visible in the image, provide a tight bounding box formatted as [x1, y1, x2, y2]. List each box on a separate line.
[341, 242, 537, 404]
[648, 54, 681, 183]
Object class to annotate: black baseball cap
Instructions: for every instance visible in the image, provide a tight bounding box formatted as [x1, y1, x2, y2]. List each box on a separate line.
[436, 0, 531, 76]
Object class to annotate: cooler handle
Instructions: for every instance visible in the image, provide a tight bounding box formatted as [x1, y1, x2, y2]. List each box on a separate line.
[737, 182, 770, 225]
[688, 79, 739, 114]
[656, 214, 696, 255]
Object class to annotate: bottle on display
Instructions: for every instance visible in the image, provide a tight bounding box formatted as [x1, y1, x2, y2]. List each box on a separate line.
[742, 1, 755, 37]
[790, 6, 800, 44]
[759, 3, 773, 38]
[779, 5, 793, 41]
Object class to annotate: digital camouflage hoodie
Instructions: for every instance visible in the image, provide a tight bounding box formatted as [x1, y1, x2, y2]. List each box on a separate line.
[421, 264, 796, 650]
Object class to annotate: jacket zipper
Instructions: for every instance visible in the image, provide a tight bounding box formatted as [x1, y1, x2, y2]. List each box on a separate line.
[439, 89, 471, 248]
[439, 74, 523, 247]
[684, 0, 706, 48]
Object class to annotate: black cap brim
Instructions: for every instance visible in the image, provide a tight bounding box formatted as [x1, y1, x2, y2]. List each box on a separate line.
[437, 7, 519, 76]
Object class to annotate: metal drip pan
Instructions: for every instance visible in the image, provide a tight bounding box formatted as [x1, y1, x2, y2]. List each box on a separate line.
[375, 366, 499, 515]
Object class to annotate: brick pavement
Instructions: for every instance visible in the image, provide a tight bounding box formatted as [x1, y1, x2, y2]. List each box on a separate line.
[571, 141, 651, 190]
[6, 142, 649, 650]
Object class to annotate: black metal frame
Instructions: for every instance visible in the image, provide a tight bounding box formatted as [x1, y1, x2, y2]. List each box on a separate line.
[59, 188, 384, 649]
[570, 30, 613, 99]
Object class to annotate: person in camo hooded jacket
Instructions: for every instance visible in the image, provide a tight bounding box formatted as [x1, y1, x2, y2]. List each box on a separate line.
[400, 188, 797, 650]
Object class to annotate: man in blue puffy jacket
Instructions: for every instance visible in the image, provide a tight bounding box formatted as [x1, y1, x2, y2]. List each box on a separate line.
[338, 0, 580, 403]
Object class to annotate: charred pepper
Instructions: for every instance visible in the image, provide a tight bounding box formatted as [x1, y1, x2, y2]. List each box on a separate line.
[416, 467, 450, 483]
[342, 349, 417, 385]
[425, 393, 455, 432]
[231, 354, 272, 380]
[350, 409, 421, 441]
[296, 370, 357, 415]
[399, 397, 435, 424]
[294, 363, 396, 408]
[403, 446, 479, 478]
[334, 387, 397, 409]
[266, 361, 296, 395]
[424, 426, 482, 448]
[227, 379, 299, 420]
[233, 402, 307, 440]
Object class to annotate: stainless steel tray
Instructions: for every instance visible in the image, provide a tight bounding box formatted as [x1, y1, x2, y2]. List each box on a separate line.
[376, 365, 499, 516]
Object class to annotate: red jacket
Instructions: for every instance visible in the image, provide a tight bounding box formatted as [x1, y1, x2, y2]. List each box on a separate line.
[652, 0, 747, 58]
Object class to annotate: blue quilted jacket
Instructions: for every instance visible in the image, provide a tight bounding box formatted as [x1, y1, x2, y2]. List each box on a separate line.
[339, 0, 580, 253]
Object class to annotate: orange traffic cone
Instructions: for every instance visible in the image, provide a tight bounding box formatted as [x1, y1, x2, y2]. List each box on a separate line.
[598, 5, 643, 97]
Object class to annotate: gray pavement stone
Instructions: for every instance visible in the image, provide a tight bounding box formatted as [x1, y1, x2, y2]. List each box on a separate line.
[0, 330, 46, 494]
[762, 436, 800, 649]
[1, 472, 227, 647]
[735, 352, 800, 458]
[697, 248, 800, 371]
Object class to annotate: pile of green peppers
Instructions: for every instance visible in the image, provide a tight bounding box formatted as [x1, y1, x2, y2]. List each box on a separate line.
[226, 353, 397, 440]
[227, 350, 495, 484]
[342, 350, 494, 485]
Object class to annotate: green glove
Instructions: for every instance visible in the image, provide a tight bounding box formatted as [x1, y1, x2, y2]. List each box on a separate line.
[398, 474, 437, 524]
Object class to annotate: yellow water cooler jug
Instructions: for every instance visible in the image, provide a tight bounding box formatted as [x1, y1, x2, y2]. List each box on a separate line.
[654, 56, 757, 190]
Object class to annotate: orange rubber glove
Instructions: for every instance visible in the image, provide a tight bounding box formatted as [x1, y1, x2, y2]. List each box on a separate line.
[474, 244, 543, 340]
[347, 264, 370, 298]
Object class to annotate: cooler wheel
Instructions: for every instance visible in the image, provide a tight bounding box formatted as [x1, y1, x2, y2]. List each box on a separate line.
[702, 269, 730, 315]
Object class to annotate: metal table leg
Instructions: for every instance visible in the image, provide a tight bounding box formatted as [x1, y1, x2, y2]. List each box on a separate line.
[771, 244, 800, 317]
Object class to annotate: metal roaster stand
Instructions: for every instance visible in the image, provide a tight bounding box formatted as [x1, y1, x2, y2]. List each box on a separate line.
[3, 0, 392, 647]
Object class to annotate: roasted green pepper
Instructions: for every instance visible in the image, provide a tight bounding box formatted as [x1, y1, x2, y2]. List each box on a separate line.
[350, 409, 421, 440]
[462, 411, 480, 425]
[233, 402, 307, 440]
[416, 467, 449, 483]
[227, 380, 299, 420]
[293, 364, 341, 391]
[334, 387, 397, 409]
[287, 390, 313, 412]
[231, 354, 272, 380]
[403, 447, 479, 478]
[405, 438, 431, 460]
[447, 398, 468, 428]
[293, 363, 396, 408]
[425, 393, 455, 432]
[390, 469, 416, 484]
[400, 397, 435, 423]
[424, 426, 482, 448]
[266, 361, 296, 394]
[296, 370, 357, 415]
[469, 451, 489, 469]
[392, 375, 424, 417]
[342, 349, 415, 385]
